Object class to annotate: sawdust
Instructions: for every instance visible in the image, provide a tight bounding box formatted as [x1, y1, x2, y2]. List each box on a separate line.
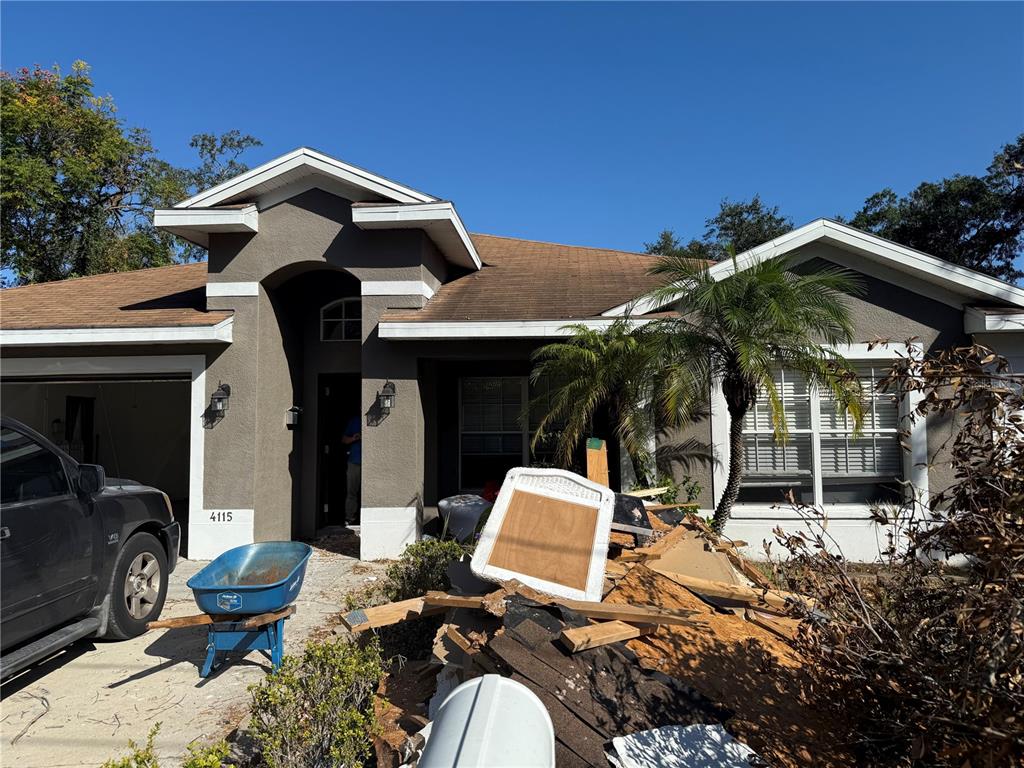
[605, 565, 856, 767]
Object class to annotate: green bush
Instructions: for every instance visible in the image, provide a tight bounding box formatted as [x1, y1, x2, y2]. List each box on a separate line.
[102, 725, 160, 768]
[249, 637, 383, 768]
[382, 539, 468, 601]
[102, 725, 234, 768]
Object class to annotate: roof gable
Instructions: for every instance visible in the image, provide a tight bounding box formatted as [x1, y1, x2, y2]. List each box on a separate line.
[175, 147, 437, 209]
[604, 219, 1024, 316]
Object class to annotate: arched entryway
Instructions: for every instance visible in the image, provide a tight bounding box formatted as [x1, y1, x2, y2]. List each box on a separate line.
[261, 265, 363, 540]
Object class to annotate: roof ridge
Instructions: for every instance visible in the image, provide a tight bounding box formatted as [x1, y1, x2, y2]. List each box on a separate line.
[1, 261, 206, 292]
[470, 232, 656, 258]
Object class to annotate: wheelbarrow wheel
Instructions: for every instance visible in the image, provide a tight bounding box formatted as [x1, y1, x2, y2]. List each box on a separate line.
[104, 532, 169, 639]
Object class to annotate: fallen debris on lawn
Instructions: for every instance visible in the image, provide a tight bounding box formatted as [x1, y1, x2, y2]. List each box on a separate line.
[342, 469, 853, 767]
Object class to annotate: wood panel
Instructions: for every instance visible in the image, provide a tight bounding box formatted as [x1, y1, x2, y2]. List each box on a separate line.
[487, 490, 599, 592]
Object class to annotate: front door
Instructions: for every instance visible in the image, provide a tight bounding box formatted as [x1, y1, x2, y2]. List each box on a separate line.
[316, 374, 361, 528]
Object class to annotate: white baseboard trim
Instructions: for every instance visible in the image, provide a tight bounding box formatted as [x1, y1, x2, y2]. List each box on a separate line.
[188, 509, 255, 560]
[360, 506, 421, 560]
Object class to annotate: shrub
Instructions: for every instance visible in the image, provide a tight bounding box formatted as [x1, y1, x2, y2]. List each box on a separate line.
[102, 725, 160, 768]
[249, 637, 383, 768]
[769, 343, 1024, 766]
[102, 725, 234, 768]
[381, 539, 468, 602]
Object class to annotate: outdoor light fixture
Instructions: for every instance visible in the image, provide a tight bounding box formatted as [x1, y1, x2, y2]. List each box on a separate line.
[377, 380, 396, 413]
[210, 383, 232, 414]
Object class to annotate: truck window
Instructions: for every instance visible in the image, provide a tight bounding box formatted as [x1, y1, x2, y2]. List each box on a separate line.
[0, 427, 71, 504]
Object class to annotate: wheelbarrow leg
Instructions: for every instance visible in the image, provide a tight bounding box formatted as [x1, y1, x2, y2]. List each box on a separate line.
[270, 618, 285, 671]
[201, 632, 218, 678]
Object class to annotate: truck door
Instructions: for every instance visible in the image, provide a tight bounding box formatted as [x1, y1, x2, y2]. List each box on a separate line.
[0, 426, 96, 650]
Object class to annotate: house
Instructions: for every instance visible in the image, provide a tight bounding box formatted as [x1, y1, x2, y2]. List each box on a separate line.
[2, 147, 1022, 562]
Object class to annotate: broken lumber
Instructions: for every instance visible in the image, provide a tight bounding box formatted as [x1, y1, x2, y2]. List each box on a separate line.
[651, 569, 812, 612]
[608, 531, 636, 549]
[604, 559, 632, 578]
[340, 597, 446, 633]
[745, 609, 801, 641]
[424, 590, 696, 627]
[625, 486, 670, 499]
[559, 621, 656, 652]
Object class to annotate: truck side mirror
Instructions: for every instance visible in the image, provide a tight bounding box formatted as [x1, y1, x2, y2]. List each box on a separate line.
[78, 464, 106, 495]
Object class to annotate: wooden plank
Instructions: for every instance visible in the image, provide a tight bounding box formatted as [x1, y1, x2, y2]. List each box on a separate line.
[650, 569, 812, 612]
[487, 490, 599, 592]
[146, 613, 221, 630]
[604, 559, 631, 578]
[340, 597, 446, 633]
[424, 591, 696, 627]
[559, 621, 655, 652]
[239, 605, 296, 629]
[585, 438, 609, 487]
[624, 486, 669, 499]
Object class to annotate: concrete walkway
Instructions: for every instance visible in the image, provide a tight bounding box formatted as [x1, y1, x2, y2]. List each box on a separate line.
[0, 539, 384, 767]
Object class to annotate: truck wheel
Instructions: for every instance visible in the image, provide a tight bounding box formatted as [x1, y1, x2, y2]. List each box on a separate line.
[104, 532, 169, 639]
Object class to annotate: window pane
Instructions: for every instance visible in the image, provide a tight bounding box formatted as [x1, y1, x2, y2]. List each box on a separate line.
[1, 427, 69, 504]
[822, 479, 902, 504]
[737, 479, 814, 505]
[347, 300, 361, 320]
[342, 320, 360, 340]
[461, 454, 520, 490]
[322, 320, 345, 341]
[323, 303, 346, 321]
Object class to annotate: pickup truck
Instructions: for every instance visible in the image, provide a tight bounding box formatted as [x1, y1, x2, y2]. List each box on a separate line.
[0, 416, 180, 681]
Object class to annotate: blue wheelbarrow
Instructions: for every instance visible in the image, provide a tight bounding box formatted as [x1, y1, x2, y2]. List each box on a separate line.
[148, 542, 312, 677]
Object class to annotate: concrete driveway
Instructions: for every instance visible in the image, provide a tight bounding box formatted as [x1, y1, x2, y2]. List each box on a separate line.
[0, 538, 384, 767]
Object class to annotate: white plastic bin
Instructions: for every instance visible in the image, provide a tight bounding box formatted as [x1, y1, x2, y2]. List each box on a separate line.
[418, 675, 555, 768]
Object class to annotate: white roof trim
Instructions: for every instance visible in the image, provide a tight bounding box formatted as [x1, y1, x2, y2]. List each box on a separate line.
[0, 317, 233, 347]
[965, 307, 1024, 333]
[378, 317, 654, 340]
[603, 219, 1024, 316]
[352, 201, 482, 270]
[154, 205, 258, 248]
[174, 147, 436, 209]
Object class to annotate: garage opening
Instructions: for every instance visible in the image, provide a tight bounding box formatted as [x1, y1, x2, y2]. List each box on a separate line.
[1, 376, 193, 553]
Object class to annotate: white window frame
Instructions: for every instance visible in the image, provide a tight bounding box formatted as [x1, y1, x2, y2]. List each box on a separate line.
[320, 298, 361, 342]
[711, 343, 927, 518]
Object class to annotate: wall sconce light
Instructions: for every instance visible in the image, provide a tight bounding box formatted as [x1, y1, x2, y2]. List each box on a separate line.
[376, 380, 396, 413]
[285, 406, 302, 428]
[210, 383, 232, 414]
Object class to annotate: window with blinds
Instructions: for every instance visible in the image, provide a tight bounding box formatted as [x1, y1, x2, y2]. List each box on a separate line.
[737, 369, 814, 504]
[820, 363, 902, 504]
[737, 365, 904, 506]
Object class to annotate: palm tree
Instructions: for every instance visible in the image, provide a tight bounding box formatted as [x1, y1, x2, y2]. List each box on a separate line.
[529, 319, 676, 486]
[646, 250, 865, 532]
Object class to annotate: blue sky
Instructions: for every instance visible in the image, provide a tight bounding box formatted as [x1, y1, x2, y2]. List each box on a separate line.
[2, 1, 1022, 253]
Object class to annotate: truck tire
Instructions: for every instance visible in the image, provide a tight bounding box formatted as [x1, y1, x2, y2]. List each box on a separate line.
[104, 532, 169, 639]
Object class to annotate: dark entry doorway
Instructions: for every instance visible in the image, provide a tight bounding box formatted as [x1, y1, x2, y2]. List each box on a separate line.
[317, 373, 361, 527]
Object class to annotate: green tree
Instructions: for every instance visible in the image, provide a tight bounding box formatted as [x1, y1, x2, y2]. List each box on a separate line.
[529, 319, 697, 486]
[849, 135, 1024, 282]
[646, 250, 864, 532]
[1, 62, 260, 285]
[644, 195, 793, 262]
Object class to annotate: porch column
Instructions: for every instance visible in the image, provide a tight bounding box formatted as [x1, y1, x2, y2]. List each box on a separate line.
[359, 295, 425, 559]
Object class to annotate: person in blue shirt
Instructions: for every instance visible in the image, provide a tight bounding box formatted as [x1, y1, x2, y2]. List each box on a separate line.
[342, 414, 361, 526]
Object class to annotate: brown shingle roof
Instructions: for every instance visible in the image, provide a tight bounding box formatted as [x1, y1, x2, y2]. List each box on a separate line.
[0, 262, 230, 330]
[384, 233, 664, 322]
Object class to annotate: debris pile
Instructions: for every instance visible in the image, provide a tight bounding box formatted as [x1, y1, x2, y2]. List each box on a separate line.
[342, 468, 852, 767]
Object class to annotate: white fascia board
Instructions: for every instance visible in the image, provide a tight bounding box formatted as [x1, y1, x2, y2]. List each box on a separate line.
[154, 205, 258, 232]
[175, 148, 436, 209]
[965, 306, 1024, 333]
[603, 218, 1024, 317]
[352, 202, 482, 270]
[207, 282, 260, 298]
[0, 317, 233, 347]
[361, 281, 435, 299]
[378, 317, 653, 340]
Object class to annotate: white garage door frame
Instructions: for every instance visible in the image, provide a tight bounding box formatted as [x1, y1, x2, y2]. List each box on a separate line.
[2, 355, 207, 530]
